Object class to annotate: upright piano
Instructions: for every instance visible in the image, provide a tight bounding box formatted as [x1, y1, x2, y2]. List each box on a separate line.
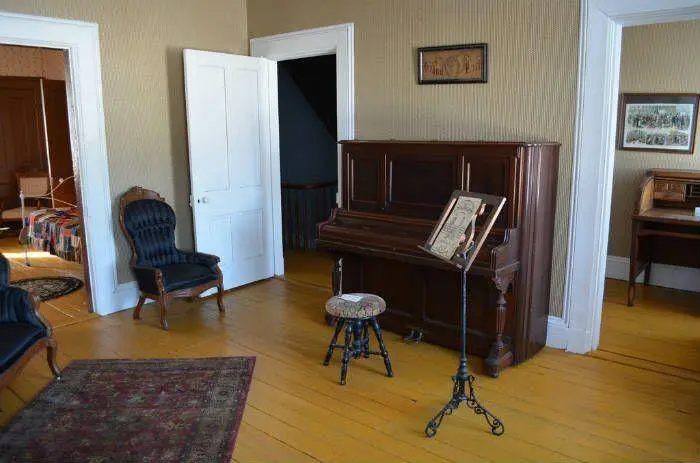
[628, 169, 700, 306]
[317, 140, 559, 377]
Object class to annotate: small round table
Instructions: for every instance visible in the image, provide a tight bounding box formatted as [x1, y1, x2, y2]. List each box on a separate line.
[323, 293, 393, 385]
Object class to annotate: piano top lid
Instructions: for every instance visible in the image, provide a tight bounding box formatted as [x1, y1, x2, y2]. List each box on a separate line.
[339, 139, 561, 147]
[648, 168, 700, 181]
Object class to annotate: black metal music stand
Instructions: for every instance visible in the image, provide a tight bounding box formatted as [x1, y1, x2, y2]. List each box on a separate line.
[420, 191, 506, 437]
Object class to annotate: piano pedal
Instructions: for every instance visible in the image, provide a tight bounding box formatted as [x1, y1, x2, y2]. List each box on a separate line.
[403, 328, 424, 343]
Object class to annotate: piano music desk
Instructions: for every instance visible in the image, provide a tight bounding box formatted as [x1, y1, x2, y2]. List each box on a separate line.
[628, 169, 700, 306]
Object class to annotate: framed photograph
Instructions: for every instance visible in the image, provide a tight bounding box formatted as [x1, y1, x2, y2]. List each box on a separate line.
[417, 43, 488, 85]
[617, 93, 700, 154]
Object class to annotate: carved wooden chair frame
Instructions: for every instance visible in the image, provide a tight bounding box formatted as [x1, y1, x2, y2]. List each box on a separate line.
[118, 186, 225, 330]
[0, 292, 61, 391]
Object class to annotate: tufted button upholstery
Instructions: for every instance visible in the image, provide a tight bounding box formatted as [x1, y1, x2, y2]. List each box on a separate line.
[0, 285, 45, 329]
[325, 293, 386, 319]
[0, 324, 45, 373]
[123, 199, 186, 268]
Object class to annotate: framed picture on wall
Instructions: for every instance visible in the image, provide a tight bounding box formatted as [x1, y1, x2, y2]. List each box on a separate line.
[616, 93, 700, 154]
[417, 43, 488, 84]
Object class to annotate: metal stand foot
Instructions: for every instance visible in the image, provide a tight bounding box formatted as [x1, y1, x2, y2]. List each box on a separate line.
[425, 249, 505, 438]
[425, 373, 504, 437]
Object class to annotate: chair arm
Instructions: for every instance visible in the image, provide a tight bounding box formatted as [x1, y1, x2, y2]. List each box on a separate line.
[181, 251, 220, 267]
[132, 265, 164, 295]
[0, 285, 47, 332]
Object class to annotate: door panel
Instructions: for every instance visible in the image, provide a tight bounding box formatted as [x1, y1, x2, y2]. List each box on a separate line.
[0, 77, 46, 199]
[184, 50, 277, 290]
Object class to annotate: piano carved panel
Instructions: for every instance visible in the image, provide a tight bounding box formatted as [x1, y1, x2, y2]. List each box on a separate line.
[386, 152, 461, 219]
[320, 140, 560, 377]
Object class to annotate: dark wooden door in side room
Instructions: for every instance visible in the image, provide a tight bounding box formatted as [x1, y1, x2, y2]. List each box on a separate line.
[0, 76, 47, 199]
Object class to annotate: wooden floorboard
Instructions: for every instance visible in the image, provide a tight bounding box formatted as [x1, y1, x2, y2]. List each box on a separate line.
[1, 248, 698, 462]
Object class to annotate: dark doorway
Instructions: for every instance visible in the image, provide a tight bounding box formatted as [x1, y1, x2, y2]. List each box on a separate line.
[278, 54, 337, 285]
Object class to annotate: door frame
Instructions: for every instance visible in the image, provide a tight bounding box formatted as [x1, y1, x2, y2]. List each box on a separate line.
[0, 12, 119, 315]
[556, 0, 700, 353]
[251, 23, 355, 276]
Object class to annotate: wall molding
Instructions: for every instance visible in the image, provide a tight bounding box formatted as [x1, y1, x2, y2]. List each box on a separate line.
[606, 255, 700, 293]
[251, 23, 355, 277]
[561, 0, 700, 354]
[0, 12, 121, 316]
[546, 316, 569, 350]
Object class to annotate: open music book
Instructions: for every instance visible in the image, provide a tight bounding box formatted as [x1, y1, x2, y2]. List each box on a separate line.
[422, 191, 506, 270]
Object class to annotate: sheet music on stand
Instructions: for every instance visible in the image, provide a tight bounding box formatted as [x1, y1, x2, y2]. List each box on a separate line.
[420, 190, 507, 437]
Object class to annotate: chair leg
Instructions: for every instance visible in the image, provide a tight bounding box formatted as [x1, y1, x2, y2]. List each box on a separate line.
[47, 340, 61, 380]
[133, 295, 146, 320]
[216, 268, 225, 313]
[217, 284, 225, 313]
[340, 322, 353, 385]
[324, 318, 345, 366]
[158, 294, 170, 331]
[370, 317, 393, 377]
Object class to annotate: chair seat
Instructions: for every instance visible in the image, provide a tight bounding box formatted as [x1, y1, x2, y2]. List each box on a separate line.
[325, 293, 386, 319]
[0, 323, 45, 373]
[160, 263, 218, 292]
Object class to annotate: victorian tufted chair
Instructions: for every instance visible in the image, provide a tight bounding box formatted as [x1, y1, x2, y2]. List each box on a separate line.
[119, 187, 225, 330]
[0, 253, 61, 390]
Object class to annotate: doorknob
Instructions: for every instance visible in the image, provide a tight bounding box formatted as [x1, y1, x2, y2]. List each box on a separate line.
[199, 197, 210, 204]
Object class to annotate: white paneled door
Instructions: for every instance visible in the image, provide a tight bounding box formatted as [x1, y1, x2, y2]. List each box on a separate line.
[184, 49, 278, 290]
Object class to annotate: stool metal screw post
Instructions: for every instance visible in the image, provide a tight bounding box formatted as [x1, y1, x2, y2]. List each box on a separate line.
[425, 249, 505, 437]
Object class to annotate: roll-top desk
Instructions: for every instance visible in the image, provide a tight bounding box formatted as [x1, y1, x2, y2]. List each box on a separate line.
[628, 169, 700, 306]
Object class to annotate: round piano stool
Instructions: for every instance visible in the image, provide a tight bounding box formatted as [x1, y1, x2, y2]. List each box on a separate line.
[323, 293, 393, 385]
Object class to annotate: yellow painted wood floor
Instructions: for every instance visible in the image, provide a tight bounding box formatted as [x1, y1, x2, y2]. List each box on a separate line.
[0, 247, 698, 462]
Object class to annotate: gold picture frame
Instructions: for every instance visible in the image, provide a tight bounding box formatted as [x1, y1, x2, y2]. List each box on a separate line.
[417, 43, 488, 85]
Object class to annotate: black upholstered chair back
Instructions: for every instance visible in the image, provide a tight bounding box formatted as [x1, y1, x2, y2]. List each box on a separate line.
[123, 199, 184, 267]
[0, 253, 9, 286]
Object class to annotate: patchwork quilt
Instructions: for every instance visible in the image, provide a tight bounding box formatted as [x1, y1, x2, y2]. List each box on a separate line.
[21, 208, 82, 263]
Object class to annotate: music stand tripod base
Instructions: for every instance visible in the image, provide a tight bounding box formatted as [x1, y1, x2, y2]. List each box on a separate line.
[424, 266, 505, 437]
[421, 191, 507, 438]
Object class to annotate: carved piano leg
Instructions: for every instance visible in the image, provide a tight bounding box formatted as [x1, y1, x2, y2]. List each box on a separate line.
[326, 256, 344, 326]
[486, 276, 514, 378]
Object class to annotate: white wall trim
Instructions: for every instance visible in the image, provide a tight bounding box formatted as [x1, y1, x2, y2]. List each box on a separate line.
[0, 12, 122, 315]
[606, 255, 700, 293]
[250, 23, 355, 277]
[546, 316, 569, 350]
[562, 0, 700, 353]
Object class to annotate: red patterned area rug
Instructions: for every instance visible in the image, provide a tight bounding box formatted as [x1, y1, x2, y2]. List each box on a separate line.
[0, 357, 255, 462]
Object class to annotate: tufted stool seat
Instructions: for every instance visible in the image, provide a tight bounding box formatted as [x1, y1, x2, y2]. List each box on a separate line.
[323, 293, 393, 385]
[325, 293, 386, 318]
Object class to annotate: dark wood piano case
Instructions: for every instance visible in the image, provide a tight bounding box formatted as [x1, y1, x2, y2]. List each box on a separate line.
[317, 140, 559, 376]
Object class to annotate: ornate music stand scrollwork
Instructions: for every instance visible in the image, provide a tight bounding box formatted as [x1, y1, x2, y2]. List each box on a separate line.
[420, 191, 506, 437]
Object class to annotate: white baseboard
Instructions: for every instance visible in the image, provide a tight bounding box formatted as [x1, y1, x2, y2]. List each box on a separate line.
[606, 255, 700, 293]
[108, 281, 140, 315]
[546, 315, 568, 349]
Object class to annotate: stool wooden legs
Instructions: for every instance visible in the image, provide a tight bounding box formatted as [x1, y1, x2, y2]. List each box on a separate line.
[340, 322, 353, 385]
[324, 316, 393, 385]
[370, 318, 393, 377]
[324, 319, 345, 366]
